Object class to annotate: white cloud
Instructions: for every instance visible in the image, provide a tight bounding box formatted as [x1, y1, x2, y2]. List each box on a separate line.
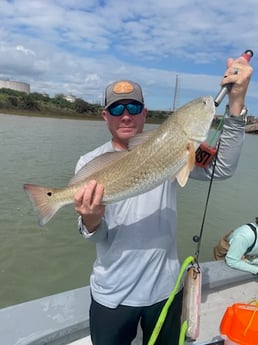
[0, 0, 257, 112]
[16, 45, 35, 56]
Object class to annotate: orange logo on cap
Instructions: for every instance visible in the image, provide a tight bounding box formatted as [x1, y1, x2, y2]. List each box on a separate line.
[113, 81, 134, 94]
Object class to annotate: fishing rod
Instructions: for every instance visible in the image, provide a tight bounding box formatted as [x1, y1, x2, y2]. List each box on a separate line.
[180, 49, 255, 345]
[180, 51, 255, 344]
[148, 50, 254, 345]
[194, 48, 254, 257]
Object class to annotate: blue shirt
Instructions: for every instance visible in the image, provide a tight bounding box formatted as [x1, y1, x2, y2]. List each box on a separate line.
[226, 223, 258, 274]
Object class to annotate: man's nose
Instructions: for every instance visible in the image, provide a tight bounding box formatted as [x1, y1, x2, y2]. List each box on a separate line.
[120, 109, 132, 118]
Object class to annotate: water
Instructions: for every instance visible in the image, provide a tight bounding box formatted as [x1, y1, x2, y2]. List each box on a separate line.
[0, 113, 257, 309]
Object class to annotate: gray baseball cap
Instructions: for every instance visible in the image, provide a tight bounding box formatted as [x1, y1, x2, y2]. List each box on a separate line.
[104, 80, 144, 108]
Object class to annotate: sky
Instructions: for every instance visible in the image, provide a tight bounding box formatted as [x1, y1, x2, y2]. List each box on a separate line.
[0, 0, 258, 114]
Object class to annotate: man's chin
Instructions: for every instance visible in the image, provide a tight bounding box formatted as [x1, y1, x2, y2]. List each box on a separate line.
[118, 128, 136, 137]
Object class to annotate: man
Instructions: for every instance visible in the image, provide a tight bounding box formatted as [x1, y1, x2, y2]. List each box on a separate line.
[74, 55, 253, 345]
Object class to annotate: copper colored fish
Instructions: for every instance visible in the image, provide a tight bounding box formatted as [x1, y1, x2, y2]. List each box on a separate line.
[24, 96, 215, 226]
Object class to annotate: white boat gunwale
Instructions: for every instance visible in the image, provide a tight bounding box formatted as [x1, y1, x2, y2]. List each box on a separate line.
[0, 261, 257, 345]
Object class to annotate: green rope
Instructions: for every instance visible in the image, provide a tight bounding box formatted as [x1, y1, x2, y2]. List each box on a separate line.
[178, 320, 188, 345]
[147, 256, 195, 345]
[208, 110, 226, 147]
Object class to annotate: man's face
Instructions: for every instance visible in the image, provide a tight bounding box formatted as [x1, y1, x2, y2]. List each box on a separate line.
[102, 99, 147, 148]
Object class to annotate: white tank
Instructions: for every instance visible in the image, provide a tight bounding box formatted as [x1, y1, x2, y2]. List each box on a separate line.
[0, 79, 30, 94]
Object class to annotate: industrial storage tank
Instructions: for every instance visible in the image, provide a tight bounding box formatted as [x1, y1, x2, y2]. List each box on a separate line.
[0, 80, 30, 94]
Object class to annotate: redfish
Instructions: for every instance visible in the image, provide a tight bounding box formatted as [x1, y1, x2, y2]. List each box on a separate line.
[24, 96, 215, 226]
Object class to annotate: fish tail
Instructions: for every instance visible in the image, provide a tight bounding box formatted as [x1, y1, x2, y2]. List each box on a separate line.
[23, 184, 62, 226]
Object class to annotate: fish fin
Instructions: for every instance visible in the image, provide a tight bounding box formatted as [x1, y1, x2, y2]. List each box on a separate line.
[128, 130, 155, 150]
[176, 142, 196, 187]
[23, 184, 62, 226]
[176, 166, 191, 187]
[188, 142, 197, 170]
[69, 151, 128, 185]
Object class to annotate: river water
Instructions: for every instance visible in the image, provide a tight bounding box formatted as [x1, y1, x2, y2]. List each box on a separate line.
[0, 113, 257, 308]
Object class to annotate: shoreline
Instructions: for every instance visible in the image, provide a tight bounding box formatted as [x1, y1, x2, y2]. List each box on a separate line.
[0, 110, 163, 124]
[0, 110, 102, 121]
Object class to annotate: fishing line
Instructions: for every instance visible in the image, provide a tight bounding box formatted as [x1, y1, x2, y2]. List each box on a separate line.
[193, 105, 229, 261]
[193, 138, 221, 262]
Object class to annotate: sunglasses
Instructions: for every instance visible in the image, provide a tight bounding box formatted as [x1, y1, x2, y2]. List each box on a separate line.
[108, 102, 144, 116]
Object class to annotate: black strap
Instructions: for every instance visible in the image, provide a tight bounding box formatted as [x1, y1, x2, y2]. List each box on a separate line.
[245, 223, 257, 254]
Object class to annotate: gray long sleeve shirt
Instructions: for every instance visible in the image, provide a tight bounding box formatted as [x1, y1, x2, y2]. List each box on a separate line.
[76, 116, 245, 308]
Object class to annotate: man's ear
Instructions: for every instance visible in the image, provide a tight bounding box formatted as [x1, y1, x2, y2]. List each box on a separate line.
[102, 110, 108, 122]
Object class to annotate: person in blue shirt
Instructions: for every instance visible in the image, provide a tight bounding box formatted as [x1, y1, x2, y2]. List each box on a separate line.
[225, 219, 258, 275]
[73, 55, 253, 345]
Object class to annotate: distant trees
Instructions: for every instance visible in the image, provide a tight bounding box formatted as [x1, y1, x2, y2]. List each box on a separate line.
[20, 94, 40, 111]
[0, 88, 39, 111]
[51, 94, 73, 108]
[74, 98, 91, 113]
[0, 87, 175, 122]
[0, 88, 102, 118]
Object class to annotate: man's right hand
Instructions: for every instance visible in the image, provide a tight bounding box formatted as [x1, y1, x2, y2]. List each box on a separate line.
[74, 180, 105, 233]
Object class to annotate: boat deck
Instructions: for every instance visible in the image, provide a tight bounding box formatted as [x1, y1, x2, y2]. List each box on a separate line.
[0, 261, 257, 345]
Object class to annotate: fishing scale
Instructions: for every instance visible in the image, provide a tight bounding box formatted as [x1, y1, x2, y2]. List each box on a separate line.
[195, 49, 253, 168]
